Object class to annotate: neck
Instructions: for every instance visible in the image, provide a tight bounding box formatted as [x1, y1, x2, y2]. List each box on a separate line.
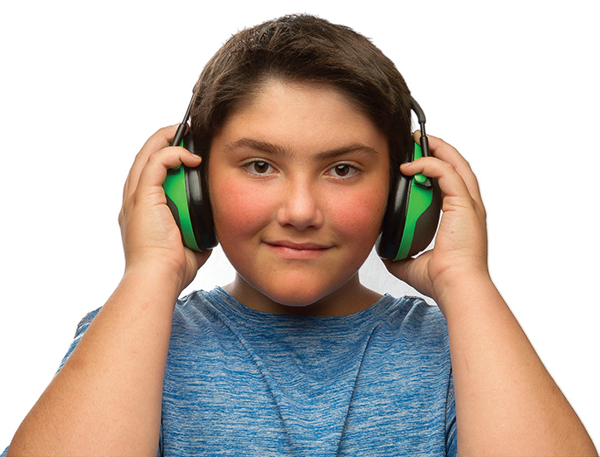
[223, 273, 382, 317]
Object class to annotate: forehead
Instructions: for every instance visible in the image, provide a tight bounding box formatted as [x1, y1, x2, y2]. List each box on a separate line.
[213, 79, 388, 158]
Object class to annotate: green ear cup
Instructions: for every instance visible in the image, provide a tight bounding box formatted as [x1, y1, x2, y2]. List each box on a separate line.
[163, 165, 201, 252]
[396, 141, 442, 260]
[376, 142, 441, 261]
[394, 143, 432, 260]
[163, 96, 217, 252]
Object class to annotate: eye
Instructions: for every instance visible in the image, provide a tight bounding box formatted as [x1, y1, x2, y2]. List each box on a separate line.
[328, 163, 360, 179]
[243, 160, 277, 176]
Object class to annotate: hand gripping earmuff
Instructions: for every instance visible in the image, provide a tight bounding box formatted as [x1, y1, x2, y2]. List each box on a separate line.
[376, 97, 442, 260]
[163, 94, 441, 260]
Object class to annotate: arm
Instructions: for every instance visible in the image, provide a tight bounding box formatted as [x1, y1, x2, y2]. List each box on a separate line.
[385, 133, 597, 456]
[7, 126, 210, 457]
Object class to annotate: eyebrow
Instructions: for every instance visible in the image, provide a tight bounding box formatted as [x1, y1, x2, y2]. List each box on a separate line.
[225, 138, 380, 160]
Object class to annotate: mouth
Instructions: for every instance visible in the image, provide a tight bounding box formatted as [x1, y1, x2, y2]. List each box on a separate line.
[264, 240, 332, 259]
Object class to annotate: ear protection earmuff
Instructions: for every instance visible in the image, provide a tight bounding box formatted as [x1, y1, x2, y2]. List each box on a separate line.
[162, 97, 218, 251]
[163, 94, 441, 260]
[376, 97, 442, 260]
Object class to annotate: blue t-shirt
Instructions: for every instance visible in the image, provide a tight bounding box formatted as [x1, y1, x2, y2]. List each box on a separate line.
[2, 288, 457, 456]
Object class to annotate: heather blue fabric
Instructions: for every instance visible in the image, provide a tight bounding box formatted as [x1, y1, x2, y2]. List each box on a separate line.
[160, 288, 456, 456]
[2, 287, 457, 456]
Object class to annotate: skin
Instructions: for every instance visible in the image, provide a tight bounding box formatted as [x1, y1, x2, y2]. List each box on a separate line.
[209, 79, 389, 316]
[394, 133, 597, 455]
[6, 79, 598, 456]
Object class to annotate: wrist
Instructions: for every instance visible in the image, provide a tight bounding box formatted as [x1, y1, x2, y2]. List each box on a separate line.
[432, 267, 497, 319]
[121, 260, 186, 306]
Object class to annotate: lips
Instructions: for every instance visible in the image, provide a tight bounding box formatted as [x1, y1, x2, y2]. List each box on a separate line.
[264, 240, 332, 259]
[267, 240, 330, 250]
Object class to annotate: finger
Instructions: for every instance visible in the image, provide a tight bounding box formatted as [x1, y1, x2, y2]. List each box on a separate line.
[401, 155, 471, 203]
[382, 257, 412, 284]
[382, 255, 432, 298]
[134, 146, 201, 197]
[413, 132, 485, 215]
[123, 124, 181, 204]
[423, 133, 484, 208]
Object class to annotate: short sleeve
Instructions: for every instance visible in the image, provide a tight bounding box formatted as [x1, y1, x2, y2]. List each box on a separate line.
[56, 308, 101, 373]
[445, 372, 458, 457]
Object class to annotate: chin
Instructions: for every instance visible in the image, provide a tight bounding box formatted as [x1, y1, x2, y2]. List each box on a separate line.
[228, 260, 365, 314]
[253, 272, 359, 312]
[268, 293, 325, 308]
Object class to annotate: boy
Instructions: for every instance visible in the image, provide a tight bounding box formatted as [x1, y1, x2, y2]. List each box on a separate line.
[4, 14, 597, 456]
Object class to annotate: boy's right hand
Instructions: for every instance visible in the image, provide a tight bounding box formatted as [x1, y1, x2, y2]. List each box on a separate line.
[119, 125, 212, 293]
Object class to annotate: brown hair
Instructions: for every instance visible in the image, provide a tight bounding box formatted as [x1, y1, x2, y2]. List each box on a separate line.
[190, 14, 412, 181]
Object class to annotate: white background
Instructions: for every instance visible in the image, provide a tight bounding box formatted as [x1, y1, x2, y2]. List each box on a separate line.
[1, 0, 598, 449]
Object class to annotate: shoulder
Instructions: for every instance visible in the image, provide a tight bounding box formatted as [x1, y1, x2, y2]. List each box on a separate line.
[364, 295, 452, 368]
[384, 295, 448, 338]
[171, 288, 228, 330]
[73, 308, 101, 338]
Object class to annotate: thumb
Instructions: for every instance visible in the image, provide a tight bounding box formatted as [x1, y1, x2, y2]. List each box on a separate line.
[383, 258, 412, 284]
[382, 255, 434, 299]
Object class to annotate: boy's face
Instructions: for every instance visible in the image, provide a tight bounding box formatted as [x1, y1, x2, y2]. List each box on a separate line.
[208, 79, 390, 315]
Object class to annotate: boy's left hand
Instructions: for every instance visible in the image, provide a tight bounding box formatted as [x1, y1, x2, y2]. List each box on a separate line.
[383, 133, 489, 307]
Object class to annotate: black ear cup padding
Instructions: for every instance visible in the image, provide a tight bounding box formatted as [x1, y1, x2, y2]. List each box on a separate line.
[377, 174, 410, 260]
[185, 167, 218, 250]
[407, 180, 442, 257]
[180, 131, 218, 251]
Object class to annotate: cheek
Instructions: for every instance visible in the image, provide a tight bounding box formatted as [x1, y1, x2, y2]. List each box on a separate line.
[210, 175, 273, 240]
[209, 163, 390, 253]
[330, 185, 389, 246]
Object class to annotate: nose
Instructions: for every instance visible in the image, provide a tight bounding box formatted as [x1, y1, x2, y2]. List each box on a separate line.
[276, 178, 324, 231]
